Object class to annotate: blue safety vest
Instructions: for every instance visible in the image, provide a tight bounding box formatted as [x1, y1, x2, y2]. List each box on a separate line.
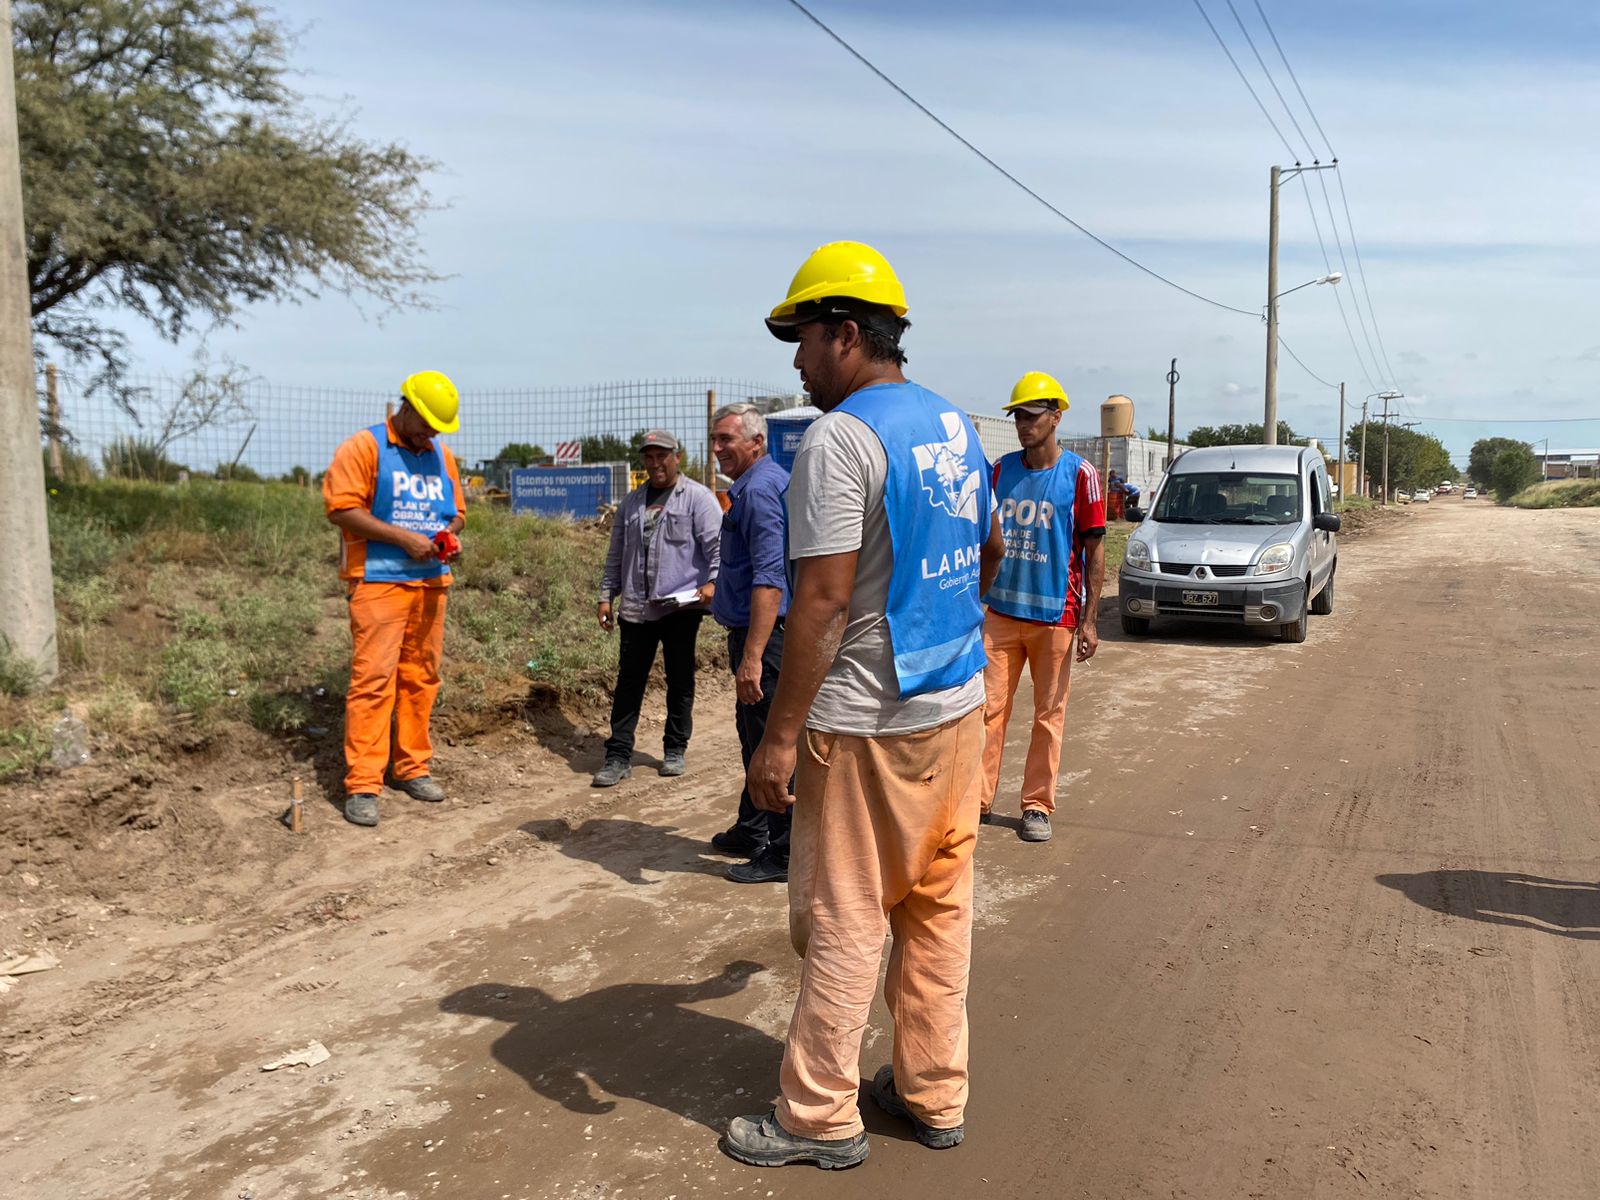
[987, 449, 1084, 623]
[363, 423, 457, 584]
[836, 382, 991, 699]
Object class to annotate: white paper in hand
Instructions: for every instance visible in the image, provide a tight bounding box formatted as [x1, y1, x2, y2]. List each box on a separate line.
[661, 589, 702, 607]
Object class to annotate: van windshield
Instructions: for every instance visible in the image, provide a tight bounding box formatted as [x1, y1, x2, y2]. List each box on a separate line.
[1153, 472, 1303, 525]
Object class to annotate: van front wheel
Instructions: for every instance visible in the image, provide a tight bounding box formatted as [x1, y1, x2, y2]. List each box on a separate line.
[1310, 576, 1334, 616]
[1279, 606, 1309, 643]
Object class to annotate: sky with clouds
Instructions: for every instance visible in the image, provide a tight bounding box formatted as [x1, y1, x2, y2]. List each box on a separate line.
[108, 0, 1600, 465]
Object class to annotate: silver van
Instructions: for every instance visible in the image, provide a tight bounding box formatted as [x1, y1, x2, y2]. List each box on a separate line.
[1117, 444, 1339, 643]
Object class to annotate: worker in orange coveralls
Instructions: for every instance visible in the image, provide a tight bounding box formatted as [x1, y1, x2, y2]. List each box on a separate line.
[322, 372, 466, 828]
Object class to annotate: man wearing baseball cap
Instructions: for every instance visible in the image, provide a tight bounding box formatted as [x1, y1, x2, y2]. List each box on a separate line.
[980, 372, 1106, 843]
[594, 430, 723, 786]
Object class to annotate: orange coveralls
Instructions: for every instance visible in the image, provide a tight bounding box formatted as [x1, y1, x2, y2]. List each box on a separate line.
[322, 418, 465, 795]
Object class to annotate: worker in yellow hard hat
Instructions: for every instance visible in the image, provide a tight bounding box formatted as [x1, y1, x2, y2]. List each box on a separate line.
[723, 242, 1005, 1170]
[981, 371, 1105, 845]
[322, 371, 466, 828]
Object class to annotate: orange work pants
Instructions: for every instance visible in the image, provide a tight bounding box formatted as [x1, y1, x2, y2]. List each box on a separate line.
[777, 707, 984, 1140]
[980, 609, 1075, 815]
[344, 582, 447, 795]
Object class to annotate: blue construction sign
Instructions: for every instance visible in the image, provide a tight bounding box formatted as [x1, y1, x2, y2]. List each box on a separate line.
[509, 466, 613, 518]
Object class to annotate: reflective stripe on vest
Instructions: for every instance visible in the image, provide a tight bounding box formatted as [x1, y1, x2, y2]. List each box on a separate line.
[987, 448, 1082, 623]
[363, 423, 456, 583]
[835, 382, 991, 700]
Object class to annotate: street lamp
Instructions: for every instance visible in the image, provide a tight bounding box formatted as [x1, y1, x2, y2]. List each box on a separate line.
[1264, 270, 1341, 445]
[1263, 161, 1339, 445]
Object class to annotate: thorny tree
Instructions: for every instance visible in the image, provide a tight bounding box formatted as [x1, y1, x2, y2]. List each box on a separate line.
[15, 0, 440, 418]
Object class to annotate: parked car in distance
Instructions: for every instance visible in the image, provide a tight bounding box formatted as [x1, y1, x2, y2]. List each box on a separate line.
[1396, 490, 1411, 504]
[1463, 486, 1478, 499]
[1413, 488, 1431, 503]
[1118, 443, 1338, 644]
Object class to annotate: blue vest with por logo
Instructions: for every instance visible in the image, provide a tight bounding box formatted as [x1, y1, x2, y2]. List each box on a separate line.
[987, 448, 1083, 623]
[835, 382, 991, 699]
[363, 423, 457, 584]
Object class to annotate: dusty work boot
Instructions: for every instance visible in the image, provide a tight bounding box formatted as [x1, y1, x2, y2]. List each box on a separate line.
[711, 828, 764, 856]
[1020, 810, 1053, 843]
[979, 810, 994, 826]
[869, 1066, 964, 1150]
[659, 751, 686, 777]
[591, 759, 632, 788]
[727, 848, 788, 885]
[721, 1111, 869, 1170]
[392, 775, 446, 803]
[343, 794, 379, 827]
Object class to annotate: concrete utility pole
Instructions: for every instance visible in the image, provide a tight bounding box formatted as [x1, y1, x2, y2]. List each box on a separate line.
[1263, 162, 1339, 447]
[1336, 381, 1346, 504]
[1263, 165, 1280, 445]
[0, 0, 59, 684]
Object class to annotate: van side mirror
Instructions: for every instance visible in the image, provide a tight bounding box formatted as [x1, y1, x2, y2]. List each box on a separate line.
[1125, 506, 1145, 522]
[1313, 512, 1341, 533]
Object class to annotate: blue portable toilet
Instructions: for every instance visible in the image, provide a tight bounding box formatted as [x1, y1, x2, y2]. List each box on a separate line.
[767, 406, 822, 473]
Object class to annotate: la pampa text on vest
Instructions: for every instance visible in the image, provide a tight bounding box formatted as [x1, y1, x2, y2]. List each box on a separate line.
[363, 423, 457, 583]
[835, 382, 991, 699]
[986, 447, 1084, 623]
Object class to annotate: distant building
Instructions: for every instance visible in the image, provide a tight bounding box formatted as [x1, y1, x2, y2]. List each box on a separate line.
[1540, 448, 1599, 479]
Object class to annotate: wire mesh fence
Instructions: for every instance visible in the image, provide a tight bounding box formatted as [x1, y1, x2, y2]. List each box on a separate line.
[37, 368, 805, 486]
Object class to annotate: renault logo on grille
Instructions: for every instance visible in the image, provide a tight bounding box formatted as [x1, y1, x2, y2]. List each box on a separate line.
[1195, 566, 1209, 580]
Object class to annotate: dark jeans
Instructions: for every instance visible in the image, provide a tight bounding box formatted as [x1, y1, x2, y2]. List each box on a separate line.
[604, 609, 704, 763]
[728, 621, 791, 860]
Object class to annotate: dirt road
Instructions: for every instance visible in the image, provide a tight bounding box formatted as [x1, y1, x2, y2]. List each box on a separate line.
[5, 499, 1599, 1199]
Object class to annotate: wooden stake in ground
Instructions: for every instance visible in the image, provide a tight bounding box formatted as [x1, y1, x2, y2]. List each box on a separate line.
[289, 777, 304, 833]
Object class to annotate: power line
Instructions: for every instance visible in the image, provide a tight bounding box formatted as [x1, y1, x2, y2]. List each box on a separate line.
[1297, 174, 1378, 393]
[1224, 0, 1316, 157]
[1406, 414, 1600, 424]
[1278, 335, 1338, 389]
[781, 0, 1259, 317]
[1313, 168, 1392, 390]
[1251, 0, 1336, 157]
[1190, 0, 1298, 160]
[1334, 167, 1400, 386]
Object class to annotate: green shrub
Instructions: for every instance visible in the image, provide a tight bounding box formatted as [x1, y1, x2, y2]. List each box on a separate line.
[0, 639, 42, 697]
[103, 437, 186, 482]
[1489, 444, 1540, 503]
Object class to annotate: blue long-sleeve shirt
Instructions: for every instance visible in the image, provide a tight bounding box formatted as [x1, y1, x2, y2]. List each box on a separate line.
[712, 454, 790, 629]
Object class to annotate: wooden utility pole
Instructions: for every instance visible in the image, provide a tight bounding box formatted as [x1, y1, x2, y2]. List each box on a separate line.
[1336, 381, 1345, 504]
[1358, 400, 1369, 499]
[0, 0, 59, 683]
[1380, 394, 1395, 506]
[1165, 358, 1179, 467]
[44, 363, 62, 477]
[705, 388, 716, 487]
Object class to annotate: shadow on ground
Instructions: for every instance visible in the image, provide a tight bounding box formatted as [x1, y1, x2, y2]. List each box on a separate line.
[441, 960, 782, 1130]
[524, 817, 733, 884]
[1377, 869, 1600, 939]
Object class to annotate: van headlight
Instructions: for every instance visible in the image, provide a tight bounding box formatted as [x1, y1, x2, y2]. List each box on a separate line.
[1255, 543, 1294, 575]
[1125, 539, 1151, 572]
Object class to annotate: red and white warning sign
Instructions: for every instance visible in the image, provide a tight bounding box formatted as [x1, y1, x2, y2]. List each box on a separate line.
[554, 440, 582, 465]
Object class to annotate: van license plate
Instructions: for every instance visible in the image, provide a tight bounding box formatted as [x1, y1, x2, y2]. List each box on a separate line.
[1182, 590, 1219, 606]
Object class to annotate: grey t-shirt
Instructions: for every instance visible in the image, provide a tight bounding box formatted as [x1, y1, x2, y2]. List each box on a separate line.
[787, 409, 986, 736]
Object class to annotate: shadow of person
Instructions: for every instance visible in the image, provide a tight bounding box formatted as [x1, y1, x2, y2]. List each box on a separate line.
[523, 817, 729, 885]
[441, 960, 782, 1130]
[1377, 870, 1600, 940]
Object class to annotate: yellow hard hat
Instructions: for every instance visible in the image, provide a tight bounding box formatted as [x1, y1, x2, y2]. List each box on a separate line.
[1004, 371, 1070, 413]
[766, 241, 907, 340]
[399, 370, 460, 434]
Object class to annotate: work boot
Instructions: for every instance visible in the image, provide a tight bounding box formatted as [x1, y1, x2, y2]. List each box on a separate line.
[711, 828, 765, 857]
[659, 751, 686, 777]
[979, 811, 994, 826]
[343, 794, 379, 827]
[727, 848, 788, 885]
[1020, 810, 1053, 842]
[721, 1111, 869, 1170]
[591, 759, 632, 788]
[392, 775, 446, 803]
[869, 1066, 964, 1150]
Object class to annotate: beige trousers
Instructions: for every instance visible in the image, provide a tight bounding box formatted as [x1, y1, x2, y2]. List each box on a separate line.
[979, 609, 1076, 815]
[776, 706, 985, 1139]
